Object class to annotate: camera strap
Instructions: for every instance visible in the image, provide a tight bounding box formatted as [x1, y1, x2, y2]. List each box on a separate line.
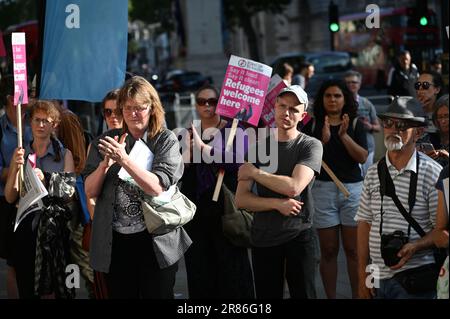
[378, 152, 424, 237]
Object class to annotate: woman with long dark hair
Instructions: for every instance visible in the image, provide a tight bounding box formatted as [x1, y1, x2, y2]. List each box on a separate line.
[304, 79, 368, 298]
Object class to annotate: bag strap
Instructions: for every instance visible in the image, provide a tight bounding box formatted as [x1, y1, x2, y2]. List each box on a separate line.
[75, 175, 91, 225]
[352, 117, 358, 131]
[377, 153, 425, 237]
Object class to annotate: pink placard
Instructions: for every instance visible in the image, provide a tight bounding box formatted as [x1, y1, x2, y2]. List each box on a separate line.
[216, 55, 272, 126]
[12, 32, 28, 105]
[260, 75, 287, 127]
[28, 153, 37, 169]
[0, 31, 6, 57]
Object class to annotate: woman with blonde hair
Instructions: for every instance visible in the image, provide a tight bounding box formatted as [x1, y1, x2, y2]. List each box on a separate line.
[83, 76, 185, 298]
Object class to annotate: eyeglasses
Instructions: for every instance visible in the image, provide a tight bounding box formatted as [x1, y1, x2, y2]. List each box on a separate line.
[196, 98, 218, 107]
[346, 80, 360, 85]
[436, 115, 449, 121]
[32, 118, 53, 126]
[381, 119, 413, 131]
[414, 81, 434, 90]
[103, 108, 122, 118]
[122, 105, 150, 113]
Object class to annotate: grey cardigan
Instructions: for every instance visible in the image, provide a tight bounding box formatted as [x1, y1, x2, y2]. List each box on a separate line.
[82, 128, 184, 272]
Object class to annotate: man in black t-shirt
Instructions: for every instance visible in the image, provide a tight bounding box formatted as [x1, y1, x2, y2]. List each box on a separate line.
[387, 50, 419, 98]
[236, 85, 323, 299]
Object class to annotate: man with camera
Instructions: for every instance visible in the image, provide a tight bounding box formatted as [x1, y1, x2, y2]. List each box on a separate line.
[356, 96, 443, 299]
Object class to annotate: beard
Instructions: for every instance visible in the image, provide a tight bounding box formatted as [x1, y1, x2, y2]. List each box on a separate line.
[384, 134, 404, 151]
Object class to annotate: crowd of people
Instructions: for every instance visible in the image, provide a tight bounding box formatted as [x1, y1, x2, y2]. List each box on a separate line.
[0, 50, 448, 300]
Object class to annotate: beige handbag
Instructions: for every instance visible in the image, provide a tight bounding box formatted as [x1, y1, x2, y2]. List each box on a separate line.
[141, 186, 196, 235]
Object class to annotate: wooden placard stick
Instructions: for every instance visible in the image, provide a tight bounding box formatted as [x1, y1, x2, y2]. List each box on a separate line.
[16, 99, 24, 196]
[321, 160, 350, 198]
[212, 118, 239, 201]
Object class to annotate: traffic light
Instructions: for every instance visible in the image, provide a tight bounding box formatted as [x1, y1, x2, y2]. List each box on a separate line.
[417, 0, 429, 26]
[328, 1, 339, 33]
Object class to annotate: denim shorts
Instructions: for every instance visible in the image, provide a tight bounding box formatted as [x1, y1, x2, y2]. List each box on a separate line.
[312, 180, 363, 229]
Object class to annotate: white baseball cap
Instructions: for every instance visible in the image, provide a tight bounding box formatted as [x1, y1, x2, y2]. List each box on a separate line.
[278, 85, 309, 110]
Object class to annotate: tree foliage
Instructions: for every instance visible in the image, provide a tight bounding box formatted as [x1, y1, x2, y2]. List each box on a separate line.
[128, 0, 173, 32]
[223, 0, 292, 61]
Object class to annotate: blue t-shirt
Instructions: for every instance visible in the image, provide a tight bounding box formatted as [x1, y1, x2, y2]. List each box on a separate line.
[24, 138, 66, 173]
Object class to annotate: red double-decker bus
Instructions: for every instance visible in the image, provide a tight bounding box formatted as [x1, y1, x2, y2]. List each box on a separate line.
[335, 7, 441, 88]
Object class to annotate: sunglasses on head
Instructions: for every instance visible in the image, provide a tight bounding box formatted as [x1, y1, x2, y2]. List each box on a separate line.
[103, 108, 122, 117]
[381, 118, 415, 131]
[414, 81, 434, 90]
[196, 97, 218, 107]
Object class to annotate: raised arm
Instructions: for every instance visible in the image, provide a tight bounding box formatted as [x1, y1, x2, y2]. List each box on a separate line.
[4, 148, 24, 204]
[339, 114, 368, 164]
[84, 138, 115, 199]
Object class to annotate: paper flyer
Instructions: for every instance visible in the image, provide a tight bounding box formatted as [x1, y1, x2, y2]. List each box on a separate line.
[118, 139, 175, 203]
[444, 177, 449, 214]
[15, 160, 48, 231]
[118, 139, 154, 182]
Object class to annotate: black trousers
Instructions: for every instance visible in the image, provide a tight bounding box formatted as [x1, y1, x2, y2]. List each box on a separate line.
[105, 230, 178, 299]
[0, 196, 16, 262]
[183, 209, 254, 299]
[12, 212, 39, 299]
[251, 228, 317, 299]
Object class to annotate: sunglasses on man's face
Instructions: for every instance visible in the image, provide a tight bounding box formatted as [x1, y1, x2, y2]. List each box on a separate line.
[381, 118, 414, 131]
[196, 97, 218, 107]
[414, 81, 434, 90]
[103, 108, 122, 117]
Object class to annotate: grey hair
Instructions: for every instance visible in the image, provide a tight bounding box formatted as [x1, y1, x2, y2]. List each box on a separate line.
[432, 94, 449, 126]
[344, 70, 362, 81]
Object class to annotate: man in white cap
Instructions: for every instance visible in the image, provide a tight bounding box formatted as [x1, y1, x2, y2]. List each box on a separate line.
[356, 96, 443, 299]
[235, 85, 323, 298]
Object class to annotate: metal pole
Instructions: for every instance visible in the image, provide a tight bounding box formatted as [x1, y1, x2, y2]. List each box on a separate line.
[330, 32, 335, 51]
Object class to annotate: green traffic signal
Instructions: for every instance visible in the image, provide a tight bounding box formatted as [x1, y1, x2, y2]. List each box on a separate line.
[329, 22, 339, 32]
[419, 16, 428, 26]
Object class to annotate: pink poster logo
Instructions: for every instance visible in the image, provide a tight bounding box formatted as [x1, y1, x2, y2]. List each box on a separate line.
[12, 32, 28, 105]
[238, 59, 247, 67]
[216, 55, 272, 127]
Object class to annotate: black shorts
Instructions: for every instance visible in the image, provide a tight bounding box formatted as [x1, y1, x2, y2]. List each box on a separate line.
[0, 196, 17, 264]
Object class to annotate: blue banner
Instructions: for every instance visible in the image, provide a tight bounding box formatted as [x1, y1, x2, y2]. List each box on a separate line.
[40, 0, 127, 102]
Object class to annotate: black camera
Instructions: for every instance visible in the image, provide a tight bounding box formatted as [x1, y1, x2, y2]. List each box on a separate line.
[380, 230, 409, 267]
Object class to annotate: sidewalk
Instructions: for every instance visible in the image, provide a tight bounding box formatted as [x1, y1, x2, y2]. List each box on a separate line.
[0, 242, 352, 299]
